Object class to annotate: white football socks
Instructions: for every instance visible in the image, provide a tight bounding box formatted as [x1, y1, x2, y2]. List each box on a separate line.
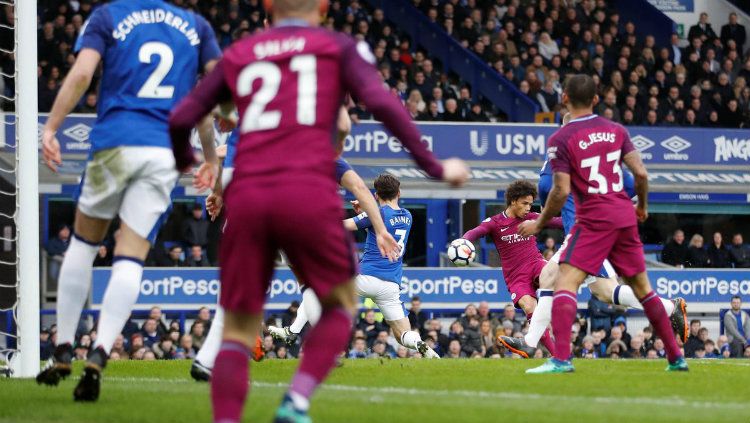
[94, 258, 143, 354]
[399, 330, 421, 349]
[290, 288, 322, 333]
[613, 285, 675, 315]
[524, 289, 553, 348]
[195, 306, 224, 368]
[56, 235, 99, 346]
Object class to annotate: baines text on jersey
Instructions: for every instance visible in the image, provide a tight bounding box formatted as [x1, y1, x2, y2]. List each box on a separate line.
[113, 9, 201, 46]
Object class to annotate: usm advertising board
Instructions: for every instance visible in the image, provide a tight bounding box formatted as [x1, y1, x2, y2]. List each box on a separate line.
[91, 268, 750, 310]
[6, 115, 750, 166]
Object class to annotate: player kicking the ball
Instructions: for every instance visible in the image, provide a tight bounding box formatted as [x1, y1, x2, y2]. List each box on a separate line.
[36, 0, 221, 401]
[520, 74, 687, 373]
[499, 126, 688, 359]
[343, 173, 440, 358]
[460, 180, 563, 356]
[168, 1, 468, 422]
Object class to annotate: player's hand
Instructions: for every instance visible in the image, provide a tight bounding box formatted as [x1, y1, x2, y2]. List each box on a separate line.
[206, 192, 223, 221]
[635, 205, 648, 223]
[42, 129, 62, 173]
[215, 144, 227, 160]
[517, 220, 541, 237]
[193, 162, 218, 192]
[441, 158, 470, 187]
[376, 231, 401, 262]
[350, 200, 363, 215]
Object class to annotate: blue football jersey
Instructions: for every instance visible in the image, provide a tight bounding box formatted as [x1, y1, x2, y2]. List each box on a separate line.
[75, 0, 221, 152]
[354, 205, 412, 283]
[224, 129, 239, 169]
[538, 160, 636, 235]
[334, 158, 353, 184]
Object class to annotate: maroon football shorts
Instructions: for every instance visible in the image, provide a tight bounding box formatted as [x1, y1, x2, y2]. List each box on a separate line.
[559, 224, 646, 278]
[219, 178, 357, 314]
[505, 258, 545, 307]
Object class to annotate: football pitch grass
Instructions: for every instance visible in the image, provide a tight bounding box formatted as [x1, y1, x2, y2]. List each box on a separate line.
[2, 359, 749, 423]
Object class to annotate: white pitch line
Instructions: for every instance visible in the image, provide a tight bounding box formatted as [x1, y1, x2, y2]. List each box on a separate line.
[105, 377, 749, 411]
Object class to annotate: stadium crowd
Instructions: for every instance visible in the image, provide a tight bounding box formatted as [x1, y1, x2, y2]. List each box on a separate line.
[41, 296, 750, 361]
[17, 1, 749, 127]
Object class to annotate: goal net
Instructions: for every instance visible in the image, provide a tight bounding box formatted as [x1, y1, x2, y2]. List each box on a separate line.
[0, 0, 39, 378]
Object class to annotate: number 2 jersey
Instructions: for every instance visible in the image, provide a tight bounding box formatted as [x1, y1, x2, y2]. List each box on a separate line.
[547, 114, 637, 230]
[75, 0, 220, 153]
[353, 205, 412, 284]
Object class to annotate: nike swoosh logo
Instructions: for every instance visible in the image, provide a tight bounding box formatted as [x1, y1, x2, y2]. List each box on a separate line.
[500, 227, 512, 232]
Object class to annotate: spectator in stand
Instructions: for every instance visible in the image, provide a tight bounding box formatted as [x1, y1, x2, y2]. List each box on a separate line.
[588, 296, 616, 333]
[148, 306, 168, 336]
[358, 309, 387, 347]
[195, 306, 212, 332]
[684, 319, 704, 358]
[500, 304, 524, 333]
[689, 13, 718, 44]
[686, 234, 709, 267]
[110, 335, 127, 360]
[612, 316, 632, 347]
[45, 224, 71, 257]
[724, 295, 750, 357]
[182, 203, 209, 249]
[153, 336, 177, 360]
[704, 339, 719, 358]
[708, 232, 732, 268]
[661, 229, 689, 267]
[445, 339, 466, 358]
[721, 13, 746, 53]
[729, 233, 750, 268]
[140, 319, 160, 349]
[189, 320, 206, 351]
[407, 296, 429, 334]
[159, 245, 186, 267]
[348, 337, 368, 359]
[176, 334, 196, 359]
[185, 245, 210, 267]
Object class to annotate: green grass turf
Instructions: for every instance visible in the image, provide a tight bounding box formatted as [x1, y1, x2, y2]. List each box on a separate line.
[1, 359, 749, 423]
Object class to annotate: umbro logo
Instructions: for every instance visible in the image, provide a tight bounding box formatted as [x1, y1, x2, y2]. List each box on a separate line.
[661, 136, 691, 153]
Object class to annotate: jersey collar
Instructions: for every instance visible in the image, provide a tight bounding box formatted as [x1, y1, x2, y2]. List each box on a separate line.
[568, 114, 598, 124]
[274, 18, 311, 27]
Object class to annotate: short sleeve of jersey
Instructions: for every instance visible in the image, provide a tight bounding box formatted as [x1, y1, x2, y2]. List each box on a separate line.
[74, 6, 112, 55]
[620, 127, 635, 157]
[195, 15, 222, 69]
[548, 133, 571, 174]
[354, 212, 372, 229]
[335, 158, 353, 184]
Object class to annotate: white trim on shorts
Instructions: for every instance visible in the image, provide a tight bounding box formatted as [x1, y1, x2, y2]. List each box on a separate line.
[354, 274, 406, 322]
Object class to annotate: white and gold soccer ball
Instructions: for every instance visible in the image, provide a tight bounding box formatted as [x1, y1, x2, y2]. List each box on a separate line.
[447, 238, 476, 266]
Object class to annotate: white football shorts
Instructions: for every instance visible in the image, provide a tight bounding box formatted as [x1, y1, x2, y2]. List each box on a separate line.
[77, 146, 178, 239]
[355, 274, 406, 322]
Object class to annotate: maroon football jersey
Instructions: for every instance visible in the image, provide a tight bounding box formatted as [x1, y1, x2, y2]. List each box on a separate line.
[547, 114, 637, 229]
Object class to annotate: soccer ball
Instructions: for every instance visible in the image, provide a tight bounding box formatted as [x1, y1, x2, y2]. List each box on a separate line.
[447, 238, 476, 266]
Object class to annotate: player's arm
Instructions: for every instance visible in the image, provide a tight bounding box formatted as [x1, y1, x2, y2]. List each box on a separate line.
[340, 40, 468, 186]
[335, 106, 351, 154]
[523, 172, 570, 236]
[340, 170, 399, 260]
[622, 150, 649, 222]
[205, 144, 226, 221]
[462, 220, 493, 243]
[42, 48, 101, 172]
[193, 116, 219, 192]
[169, 61, 233, 172]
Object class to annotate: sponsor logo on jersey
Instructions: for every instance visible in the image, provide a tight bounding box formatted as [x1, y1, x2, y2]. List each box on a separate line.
[714, 136, 750, 162]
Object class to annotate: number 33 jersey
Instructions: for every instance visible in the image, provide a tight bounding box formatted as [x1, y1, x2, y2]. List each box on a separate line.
[546, 114, 637, 230]
[75, 0, 220, 153]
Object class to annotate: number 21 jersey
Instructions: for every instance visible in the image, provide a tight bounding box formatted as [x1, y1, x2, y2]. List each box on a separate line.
[75, 0, 220, 153]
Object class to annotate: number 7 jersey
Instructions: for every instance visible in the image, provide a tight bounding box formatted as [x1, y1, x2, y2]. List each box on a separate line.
[546, 114, 637, 229]
[75, 0, 220, 153]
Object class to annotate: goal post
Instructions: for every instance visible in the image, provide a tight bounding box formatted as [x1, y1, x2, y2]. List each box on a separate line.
[14, 0, 39, 378]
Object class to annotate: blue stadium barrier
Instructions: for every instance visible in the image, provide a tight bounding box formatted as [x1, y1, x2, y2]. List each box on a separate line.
[614, 0, 677, 47]
[362, 0, 539, 122]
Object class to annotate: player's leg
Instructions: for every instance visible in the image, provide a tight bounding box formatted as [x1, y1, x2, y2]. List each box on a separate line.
[272, 190, 358, 422]
[372, 278, 439, 359]
[610, 226, 687, 371]
[191, 305, 225, 381]
[523, 259, 557, 348]
[37, 211, 110, 386]
[270, 285, 321, 344]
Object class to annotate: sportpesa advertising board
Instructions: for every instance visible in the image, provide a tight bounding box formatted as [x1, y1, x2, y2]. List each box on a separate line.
[5, 115, 749, 166]
[90, 268, 750, 310]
